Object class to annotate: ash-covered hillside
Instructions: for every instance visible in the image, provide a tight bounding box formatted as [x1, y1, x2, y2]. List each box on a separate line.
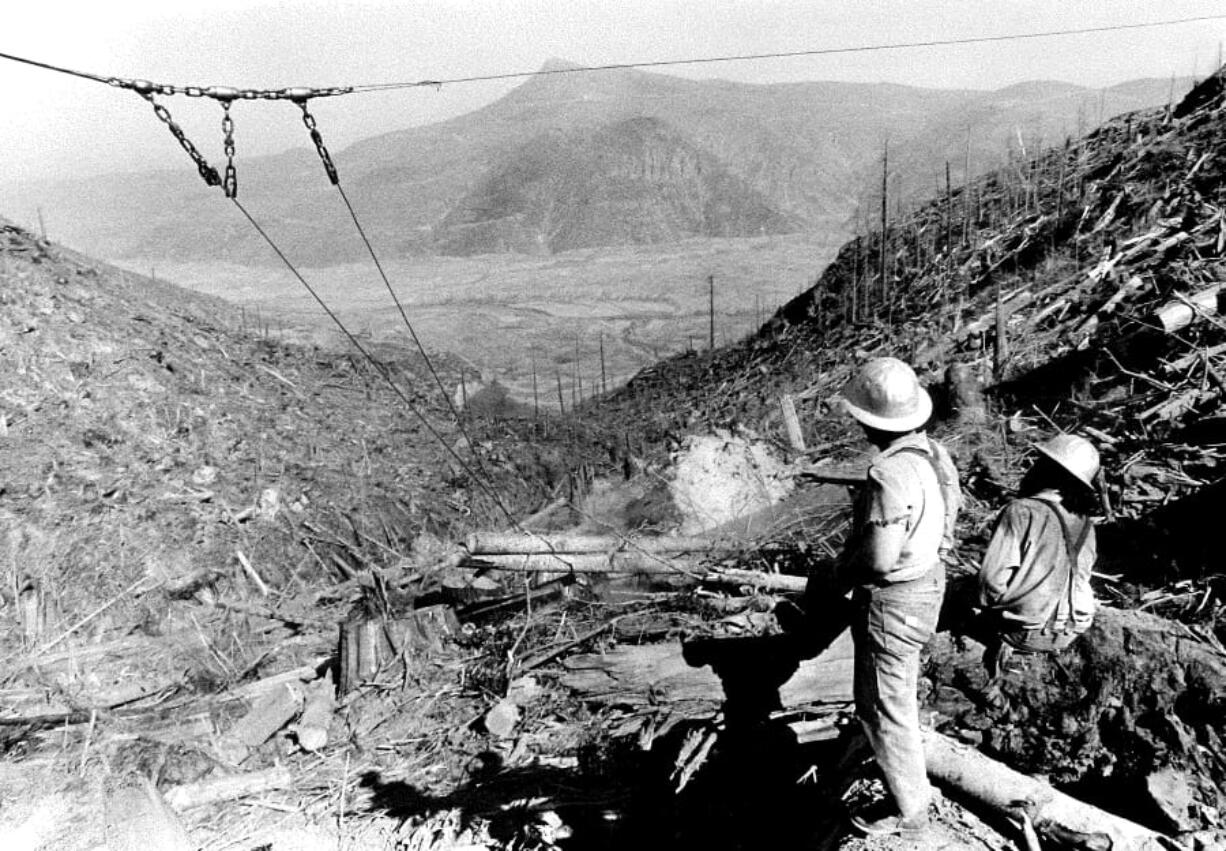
[434, 116, 798, 255]
[4, 62, 1188, 265]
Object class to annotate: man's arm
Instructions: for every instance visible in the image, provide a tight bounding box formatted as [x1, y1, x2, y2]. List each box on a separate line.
[839, 463, 911, 581]
[978, 505, 1023, 608]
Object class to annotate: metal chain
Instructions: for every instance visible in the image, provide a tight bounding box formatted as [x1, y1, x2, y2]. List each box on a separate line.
[138, 92, 221, 189]
[296, 99, 339, 186]
[221, 101, 238, 199]
[117, 78, 352, 101]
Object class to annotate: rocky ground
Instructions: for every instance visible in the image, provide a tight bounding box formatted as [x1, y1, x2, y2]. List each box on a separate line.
[2, 68, 1226, 851]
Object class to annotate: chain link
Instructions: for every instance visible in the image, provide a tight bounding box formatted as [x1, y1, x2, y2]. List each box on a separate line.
[116, 77, 352, 101]
[221, 102, 238, 199]
[296, 99, 339, 186]
[138, 92, 221, 189]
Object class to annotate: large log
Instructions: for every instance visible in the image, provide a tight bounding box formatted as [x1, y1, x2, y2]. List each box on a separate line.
[104, 775, 193, 851]
[465, 554, 808, 592]
[703, 568, 808, 593]
[924, 731, 1171, 851]
[561, 630, 855, 716]
[164, 766, 294, 810]
[466, 532, 731, 556]
[465, 551, 699, 575]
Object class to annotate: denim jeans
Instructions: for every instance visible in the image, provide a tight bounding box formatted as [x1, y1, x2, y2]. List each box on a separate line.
[852, 567, 945, 818]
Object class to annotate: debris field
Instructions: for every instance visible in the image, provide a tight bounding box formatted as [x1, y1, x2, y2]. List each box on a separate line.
[2, 67, 1226, 851]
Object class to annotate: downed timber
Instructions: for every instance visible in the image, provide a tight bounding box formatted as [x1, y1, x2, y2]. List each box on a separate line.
[703, 568, 808, 593]
[104, 775, 193, 851]
[466, 532, 731, 556]
[1154, 283, 1223, 333]
[465, 554, 808, 592]
[924, 732, 1172, 851]
[164, 765, 294, 810]
[562, 630, 854, 716]
[216, 682, 303, 764]
[465, 551, 700, 576]
[958, 289, 1034, 338]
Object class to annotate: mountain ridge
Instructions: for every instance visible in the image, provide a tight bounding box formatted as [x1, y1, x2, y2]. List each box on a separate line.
[4, 63, 1193, 265]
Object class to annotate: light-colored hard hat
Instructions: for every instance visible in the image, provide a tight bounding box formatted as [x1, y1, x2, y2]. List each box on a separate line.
[1035, 434, 1100, 489]
[841, 357, 933, 432]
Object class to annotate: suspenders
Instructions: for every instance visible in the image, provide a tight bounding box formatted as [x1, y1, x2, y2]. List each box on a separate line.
[895, 441, 955, 552]
[1026, 497, 1091, 632]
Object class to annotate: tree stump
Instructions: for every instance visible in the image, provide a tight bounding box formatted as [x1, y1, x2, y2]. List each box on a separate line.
[945, 362, 987, 425]
[338, 603, 459, 695]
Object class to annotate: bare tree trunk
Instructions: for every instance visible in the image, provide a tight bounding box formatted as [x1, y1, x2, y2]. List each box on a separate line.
[880, 141, 889, 314]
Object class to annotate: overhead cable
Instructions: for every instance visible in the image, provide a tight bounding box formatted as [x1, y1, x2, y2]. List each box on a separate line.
[2, 14, 1224, 100]
[349, 15, 1226, 93]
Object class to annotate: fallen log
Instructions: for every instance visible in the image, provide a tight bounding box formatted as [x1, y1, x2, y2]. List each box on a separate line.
[216, 681, 303, 764]
[164, 765, 294, 810]
[1154, 283, 1223, 333]
[465, 555, 807, 592]
[924, 732, 1172, 851]
[562, 631, 854, 714]
[466, 532, 731, 556]
[464, 551, 700, 576]
[291, 671, 336, 752]
[703, 568, 808, 593]
[958, 289, 1034, 338]
[104, 775, 193, 851]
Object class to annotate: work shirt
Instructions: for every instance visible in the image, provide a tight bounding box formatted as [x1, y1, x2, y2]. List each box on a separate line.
[845, 432, 961, 585]
[977, 493, 1097, 633]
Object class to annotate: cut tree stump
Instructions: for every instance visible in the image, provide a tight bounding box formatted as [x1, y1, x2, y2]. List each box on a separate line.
[945, 362, 987, 424]
[338, 604, 459, 694]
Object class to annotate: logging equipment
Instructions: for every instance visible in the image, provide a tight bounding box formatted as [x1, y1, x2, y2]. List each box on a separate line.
[841, 357, 932, 432]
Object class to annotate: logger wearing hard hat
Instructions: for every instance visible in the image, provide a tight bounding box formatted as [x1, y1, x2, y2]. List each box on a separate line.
[836, 357, 961, 838]
[977, 434, 1100, 669]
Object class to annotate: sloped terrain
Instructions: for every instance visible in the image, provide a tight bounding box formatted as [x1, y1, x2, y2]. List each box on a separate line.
[434, 116, 797, 255]
[2, 66, 1225, 851]
[533, 66, 1226, 847]
[3, 62, 1188, 264]
[0, 221, 571, 848]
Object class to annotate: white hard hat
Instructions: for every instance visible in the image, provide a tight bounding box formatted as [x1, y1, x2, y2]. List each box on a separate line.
[1035, 434, 1100, 489]
[841, 357, 933, 432]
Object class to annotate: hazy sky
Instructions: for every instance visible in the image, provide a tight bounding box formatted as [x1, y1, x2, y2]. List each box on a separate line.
[3, 0, 1225, 185]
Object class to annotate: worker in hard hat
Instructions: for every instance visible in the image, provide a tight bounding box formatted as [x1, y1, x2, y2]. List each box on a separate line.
[977, 434, 1100, 671]
[836, 357, 961, 838]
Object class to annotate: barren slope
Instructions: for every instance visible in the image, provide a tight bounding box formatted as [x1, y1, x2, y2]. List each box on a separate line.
[3, 64, 1188, 265]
